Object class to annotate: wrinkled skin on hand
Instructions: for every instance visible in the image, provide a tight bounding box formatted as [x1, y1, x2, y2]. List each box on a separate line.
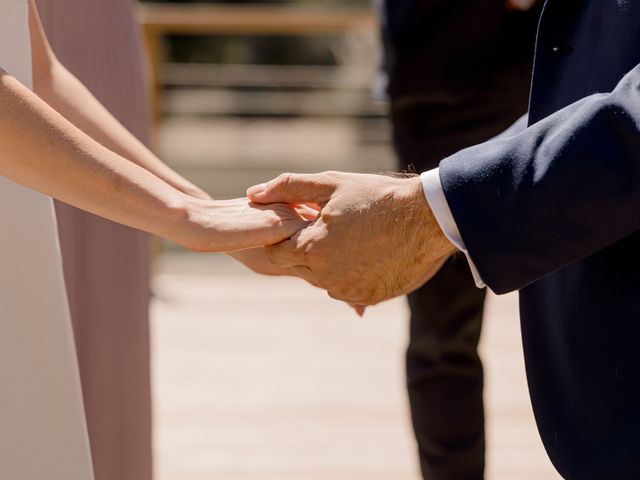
[247, 171, 456, 306]
[228, 203, 320, 276]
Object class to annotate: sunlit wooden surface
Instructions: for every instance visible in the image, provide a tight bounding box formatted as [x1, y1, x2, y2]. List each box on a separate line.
[151, 253, 561, 480]
[138, 4, 374, 36]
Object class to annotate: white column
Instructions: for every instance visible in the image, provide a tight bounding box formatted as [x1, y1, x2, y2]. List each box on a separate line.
[0, 1, 94, 479]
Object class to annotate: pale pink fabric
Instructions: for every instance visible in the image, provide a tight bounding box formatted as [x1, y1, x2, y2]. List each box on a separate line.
[35, 2, 153, 480]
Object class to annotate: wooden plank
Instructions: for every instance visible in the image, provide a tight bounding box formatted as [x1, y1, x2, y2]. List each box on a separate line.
[162, 64, 374, 89]
[137, 4, 376, 134]
[151, 253, 562, 480]
[137, 4, 375, 36]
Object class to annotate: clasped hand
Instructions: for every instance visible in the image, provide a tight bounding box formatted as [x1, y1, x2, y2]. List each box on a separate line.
[246, 171, 457, 305]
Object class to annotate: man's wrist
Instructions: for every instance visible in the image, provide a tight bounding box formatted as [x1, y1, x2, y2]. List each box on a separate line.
[419, 182, 457, 259]
[407, 176, 457, 259]
[419, 169, 487, 288]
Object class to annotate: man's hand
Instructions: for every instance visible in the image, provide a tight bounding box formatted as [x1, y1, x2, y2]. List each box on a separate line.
[230, 247, 367, 316]
[230, 248, 301, 277]
[228, 203, 320, 276]
[247, 171, 457, 305]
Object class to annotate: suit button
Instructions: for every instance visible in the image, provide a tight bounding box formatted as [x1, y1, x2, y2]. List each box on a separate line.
[552, 45, 573, 54]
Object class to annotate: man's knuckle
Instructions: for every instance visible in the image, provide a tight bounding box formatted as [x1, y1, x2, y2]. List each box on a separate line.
[300, 234, 324, 256]
[276, 213, 294, 228]
[323, 170, 344, 180]
[321, 205, 336, 218]
[328, 291, 343, 301]
[333, 279, 350, 295]
[302, 242, 314, 257]
[322, 209, 343, 227]
[363, 290, 381, 305]
[272, 173, 295, 191]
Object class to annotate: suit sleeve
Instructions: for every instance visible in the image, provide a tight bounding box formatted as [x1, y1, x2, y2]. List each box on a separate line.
[489, 113, 528, 142]
[439, 63, 640, 294]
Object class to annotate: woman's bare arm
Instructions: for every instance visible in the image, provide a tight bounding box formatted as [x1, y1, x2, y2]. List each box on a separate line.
[28, 0, 211, 201]
[0, 71, 304, 252]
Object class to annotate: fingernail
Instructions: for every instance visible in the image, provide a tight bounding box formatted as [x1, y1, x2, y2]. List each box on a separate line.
[247, 183, 267, 197]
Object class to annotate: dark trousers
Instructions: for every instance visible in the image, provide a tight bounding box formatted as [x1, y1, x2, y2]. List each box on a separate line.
[390, 67, 531, 480]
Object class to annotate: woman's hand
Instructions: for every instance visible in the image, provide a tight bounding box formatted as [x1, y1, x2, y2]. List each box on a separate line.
[227, 202, 320, 272]
[178, 197, 308, 253]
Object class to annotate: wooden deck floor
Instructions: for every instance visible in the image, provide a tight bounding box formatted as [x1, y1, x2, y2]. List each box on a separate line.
[151, 253, 562, 480]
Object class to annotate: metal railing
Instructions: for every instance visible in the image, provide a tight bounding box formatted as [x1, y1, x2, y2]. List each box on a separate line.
[137, 3, 376, 123]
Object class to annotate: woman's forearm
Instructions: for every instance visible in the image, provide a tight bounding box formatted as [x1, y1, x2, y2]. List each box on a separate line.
[0, 72, 304, 252]
[0, 72, 191, 243]
[28, 0, 211, 200]
[36, 65, 210, 199]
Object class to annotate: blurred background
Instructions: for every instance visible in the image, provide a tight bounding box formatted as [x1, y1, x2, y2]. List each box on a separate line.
[140, 0, 385, 199]
[136, 1, 561, 479]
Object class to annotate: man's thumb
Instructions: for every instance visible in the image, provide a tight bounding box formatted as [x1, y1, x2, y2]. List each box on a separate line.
[247, 172, 335, 205]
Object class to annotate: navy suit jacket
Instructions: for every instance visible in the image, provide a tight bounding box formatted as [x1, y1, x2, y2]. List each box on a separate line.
[440, 1, 640, 477]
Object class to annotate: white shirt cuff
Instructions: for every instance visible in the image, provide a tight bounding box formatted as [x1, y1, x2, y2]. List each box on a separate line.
[420, 169, 486, 288]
